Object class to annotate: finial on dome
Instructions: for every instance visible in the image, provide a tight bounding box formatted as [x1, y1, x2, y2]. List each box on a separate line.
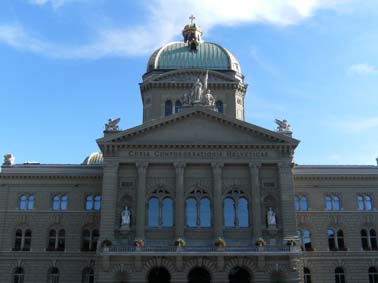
[182, 15, 203, 51]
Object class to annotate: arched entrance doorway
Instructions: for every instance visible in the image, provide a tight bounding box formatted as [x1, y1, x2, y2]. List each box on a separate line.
[188, 267, 211, 283]
[229, 266, 251, 283]
[147, 267, 171, 283]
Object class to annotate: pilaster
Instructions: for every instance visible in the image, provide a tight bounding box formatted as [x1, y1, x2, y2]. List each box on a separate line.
[174, 162, 186, 239]
[249, 162, 262, 239]
[135, 162, 148, 240]
[278, 161, 296, 238]
[99, 160, 119, 241]
[212, 162, 224, 238]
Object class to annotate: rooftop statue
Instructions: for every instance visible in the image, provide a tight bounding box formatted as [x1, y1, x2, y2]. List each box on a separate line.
[3, 153, 15, 166]
[275, 119, 291, 132]
[105, 118, 121, 131]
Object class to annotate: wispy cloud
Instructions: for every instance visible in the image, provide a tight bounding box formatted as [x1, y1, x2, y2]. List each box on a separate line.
[348, 63, 378, 74]
[0, 0, 364, 59]
[330, 116, 378, 133]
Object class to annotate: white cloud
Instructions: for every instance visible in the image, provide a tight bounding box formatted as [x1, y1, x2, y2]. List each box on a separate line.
[0, 0, 364, 59]
[28, 0, 82, 9]
[348, 63, 378, 74]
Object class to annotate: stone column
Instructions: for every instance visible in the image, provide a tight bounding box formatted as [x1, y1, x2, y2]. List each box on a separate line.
[249, 162, 262, 239]
[99, 160, 119, 241]
[212, 162, 224, 238]
[135, 162, 148, 240]
[278, 161, 297, 238]
[174, 162, 186, 239]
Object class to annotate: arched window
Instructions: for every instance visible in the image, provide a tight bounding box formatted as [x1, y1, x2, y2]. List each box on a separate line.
[328, 229, 346, 251]
[215, 100, 223, 113]
[304, 267, 312, 283]
[148, 267, 171, 283]
[85, 196, 93, 210]
[14, 229, 32, 251]
[223, 189, 249, 228]
[19, 195, 34, 210]
[52, 195, 68, 211]
[303, 230, 312, 251]
[148, 198, 159, 227]
[186, 189, 211, 228]
[335, 267, 345, 283]
[13, 267, 24, 283]
[325, 195, 340, 211]
[82, 267, 94, 283]
[200, 198, 211, 227]
[369, 267, 378, 283]
[371, 229, 378, 250]
[81, 229, 99, 251]
[362, 229, 369, 250]
[85, 195, 102, 211]
[147, 189, 173, 228]
[47, 267, 60, 283]
[358, 195, 373, 211]
[188, 267, 211, 283]
[337, 230, 345, 250]
[162, 198, 173, 227]
[165, 100, 173, 116]
[94, 196, 101, 210]
[238, 198, 249, 227]
[175, 100, 182, 113]
[224, 198, 235, 227]
[229, 266, 251, 283]
[295, 195, 308, 211]
[47, 229, 65, 251]
[328, 229, 336, 251]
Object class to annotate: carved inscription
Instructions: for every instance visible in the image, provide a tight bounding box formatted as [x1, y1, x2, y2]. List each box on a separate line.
[126, 150, 269, 159]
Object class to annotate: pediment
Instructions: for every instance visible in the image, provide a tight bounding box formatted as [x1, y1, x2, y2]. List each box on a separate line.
[98, 108, 299, 149]
[149, 70, 237, 83]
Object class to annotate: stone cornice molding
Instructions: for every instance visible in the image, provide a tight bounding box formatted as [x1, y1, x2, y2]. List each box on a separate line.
[294, 175, 378, 181]
[0, 174, 102, 181]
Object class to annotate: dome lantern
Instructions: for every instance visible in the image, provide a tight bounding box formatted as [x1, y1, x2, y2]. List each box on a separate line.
[182, 15, 203, 51]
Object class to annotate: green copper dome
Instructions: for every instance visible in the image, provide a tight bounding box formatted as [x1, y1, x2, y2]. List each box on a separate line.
[147, 42, 241, 73]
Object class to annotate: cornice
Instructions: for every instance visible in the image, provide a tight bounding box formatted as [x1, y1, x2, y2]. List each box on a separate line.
[0, 174, 102, 181]
[294, 175, 378, 181]
[140, 81, 247, 93]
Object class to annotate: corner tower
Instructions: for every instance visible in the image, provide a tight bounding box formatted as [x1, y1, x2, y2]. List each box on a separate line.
[140, 18, 247, 122]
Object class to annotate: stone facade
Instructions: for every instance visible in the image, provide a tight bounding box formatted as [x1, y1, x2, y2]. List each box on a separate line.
[1, 21, 377, 283]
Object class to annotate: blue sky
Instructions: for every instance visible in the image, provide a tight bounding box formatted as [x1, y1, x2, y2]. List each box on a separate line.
[1, 0, 378, 165]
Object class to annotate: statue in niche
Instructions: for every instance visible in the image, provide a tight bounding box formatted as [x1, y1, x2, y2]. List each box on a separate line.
[121, 206, 131, 227]
[267, 207, 276, 226]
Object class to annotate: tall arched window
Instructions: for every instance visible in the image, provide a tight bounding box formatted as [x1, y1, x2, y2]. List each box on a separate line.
[13, 267, 24, 283]
[303, 230, 312, 251]
[82, 267, 94, 283]
[147, 189, 173, 227]
[186, 189, 211, 228]
[337, 230, 345, 250]
[175, 100, 182, 113]
[371, 229, 378, 250]
[47, 267, 60, 283]
[215, 100, 223, 113]
[369, 267, 378, 283]
[304, 267, 312, 283]
[47, 229, 65, 251]
[165, 100, 173, 116]
[223, 189, 249, 228]
[85, 195, 102, 210]
[94, 196, 101, 210]
[335, 267, 345, 283]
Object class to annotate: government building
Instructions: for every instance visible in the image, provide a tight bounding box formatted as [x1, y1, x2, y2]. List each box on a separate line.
[1, 19, 378, 283]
